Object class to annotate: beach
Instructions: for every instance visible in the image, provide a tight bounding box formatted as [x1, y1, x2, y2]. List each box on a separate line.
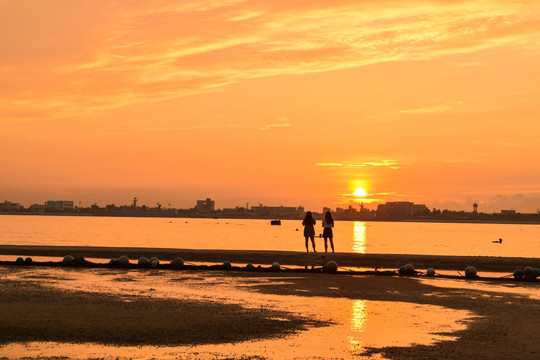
[0, 246, 539, 359]
[1, 245, 538, 272]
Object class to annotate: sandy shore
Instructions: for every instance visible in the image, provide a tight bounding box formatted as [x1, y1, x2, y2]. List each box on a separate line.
[0, 264, 539, 359]
[1, 245, 539, 272]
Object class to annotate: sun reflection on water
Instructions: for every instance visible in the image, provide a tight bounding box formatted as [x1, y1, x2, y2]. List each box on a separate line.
[352, 221, 367, 253]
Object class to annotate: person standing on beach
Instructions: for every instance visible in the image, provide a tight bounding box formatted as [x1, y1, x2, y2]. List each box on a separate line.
[322, 211, 335, 253]
[302, 211, 316, 252]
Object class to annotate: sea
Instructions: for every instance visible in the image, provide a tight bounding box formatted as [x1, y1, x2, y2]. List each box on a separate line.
[1, 214, 539, 258]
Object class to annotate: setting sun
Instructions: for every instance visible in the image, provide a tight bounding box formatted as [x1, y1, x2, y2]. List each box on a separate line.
[354, 189, 368, 198]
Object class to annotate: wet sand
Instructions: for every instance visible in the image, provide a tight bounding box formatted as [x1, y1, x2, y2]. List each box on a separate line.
[1, 245, 538, 272]
[0, 246, 539, 359]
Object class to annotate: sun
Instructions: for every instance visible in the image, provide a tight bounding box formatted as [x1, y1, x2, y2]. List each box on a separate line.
[354, 189, 367, 197]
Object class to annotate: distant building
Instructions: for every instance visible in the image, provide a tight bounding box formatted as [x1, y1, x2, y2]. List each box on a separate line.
[250, 204, 304, 218]
[500, 209, 517, 215]
[196, 198, 215, 212]
[377, 201, 428, 218]
[322, 207, 332, 214]
[45, 200, 74, 212]
[0, 201, 22, 211]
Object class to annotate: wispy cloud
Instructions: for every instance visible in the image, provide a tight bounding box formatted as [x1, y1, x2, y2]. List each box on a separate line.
[1, 1, 539, 120]
[316, 160, 399, 169]
[400, 101, 463, 114]
[259, 117, 291, 130]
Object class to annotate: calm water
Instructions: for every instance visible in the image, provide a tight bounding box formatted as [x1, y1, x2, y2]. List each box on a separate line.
[2, 215, 540, 257]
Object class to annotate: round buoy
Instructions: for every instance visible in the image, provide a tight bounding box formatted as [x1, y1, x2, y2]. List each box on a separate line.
[118, 255, 130, 268]
[246, 263, 255, 271]
[74, 256, 85, 267]
[325, 261, 338, 272]
[149, 257, 159, 268]
[523, 266, 534, 279]
[465, 266, 477, 278]
[138, 257, 149, 267]
[513, 269, 524, 280]
[109, 259, 119, 266]
[405, 264, 415, 274]
[24, 257, 32, 264]
[271, 262, 281, 271]
[170, 257, 184, 269]
[62, 255, 74, 266]
[398, 266, 407, 275]
[223, 260, 232, 269]
[532, 268, 540, 279]
[16, 257, 24, 264]
[426, 268, 435, 277]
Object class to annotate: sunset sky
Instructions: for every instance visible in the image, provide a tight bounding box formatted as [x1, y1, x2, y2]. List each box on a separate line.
[1, 0, 539, 212]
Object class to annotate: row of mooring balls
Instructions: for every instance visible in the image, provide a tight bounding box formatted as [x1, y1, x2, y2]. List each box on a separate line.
[399, 264, 480, 278]
[61, 255, 340, 272]
[513, 266, 540, 280]
[15, 257, 33, 264]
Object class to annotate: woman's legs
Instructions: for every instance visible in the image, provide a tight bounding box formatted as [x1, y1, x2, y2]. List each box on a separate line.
[310, 236, 316, 252]
[324, 237, 328, 252]
[305, 236, 310, 252]
[329, 237, 335, 253]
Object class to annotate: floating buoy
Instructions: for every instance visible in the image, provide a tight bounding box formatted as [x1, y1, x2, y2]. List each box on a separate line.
[426, 268, 435, 277]
[513, 269, 524, 279]
[223, 260, 232, 269]
[24, 257, 33, 264]
[16, 257, 24, 264]
[465, 266, 477, 278]
[109, 259, 119, 266]
[325, 261, 338, 273]
[246, 263, 255, 271]
[74, 256, 85, 267]
[523, 266, 534, 279]
[138, 257, 149, 267]
[533, 268, 540, 279]
[62, 255, 74, 266]
[398, 266, 407, 275]
[118, 255, 130, 268]
[149, 257, 159, 268]
[271, 262, 281, 271]
[170, 257, 184, 269]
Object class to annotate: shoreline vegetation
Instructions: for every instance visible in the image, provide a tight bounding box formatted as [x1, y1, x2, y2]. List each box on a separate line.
[1, 245, 538, 273]
[2, 211, 540, 225]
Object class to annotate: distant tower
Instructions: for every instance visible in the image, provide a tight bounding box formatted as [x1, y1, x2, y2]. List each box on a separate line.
[133, 197, 138, 208]
[473, 203, 478, 213]
[360, 202, 364, 212]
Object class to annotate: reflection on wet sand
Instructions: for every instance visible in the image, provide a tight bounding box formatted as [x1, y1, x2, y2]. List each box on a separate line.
[0, 267, 473, 359]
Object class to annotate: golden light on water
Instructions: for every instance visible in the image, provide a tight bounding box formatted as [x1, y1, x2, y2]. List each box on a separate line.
[347, 299, 367, 352]
[352, 221, 367, 253]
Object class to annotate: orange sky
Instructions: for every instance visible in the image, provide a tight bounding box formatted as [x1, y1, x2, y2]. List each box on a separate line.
[1, 0, 540, 212]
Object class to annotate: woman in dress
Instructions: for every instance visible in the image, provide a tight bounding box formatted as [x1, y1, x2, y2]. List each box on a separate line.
[322, 211, 335, 253]
[302, 211, 316, 252]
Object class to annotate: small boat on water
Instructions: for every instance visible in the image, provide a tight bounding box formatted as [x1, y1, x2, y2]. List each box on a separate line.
[270, 219, 281, 225]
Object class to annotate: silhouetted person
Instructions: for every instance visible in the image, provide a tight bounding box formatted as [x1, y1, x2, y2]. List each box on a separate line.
[322, 211, 335, 253]
[302, 211, 316, 252]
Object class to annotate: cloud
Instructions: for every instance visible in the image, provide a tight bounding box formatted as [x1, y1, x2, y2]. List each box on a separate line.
[316, 159, 399, 169]
[259, 117, 291, 130]
[2, 0, 539, 120]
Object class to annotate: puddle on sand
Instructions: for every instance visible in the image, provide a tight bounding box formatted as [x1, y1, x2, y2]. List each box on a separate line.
[1, 267, 473, 359]
[417, 277, 540, 300]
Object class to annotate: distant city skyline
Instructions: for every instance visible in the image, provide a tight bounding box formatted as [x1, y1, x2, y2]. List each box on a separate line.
[2, 193, 538, 214]
[2, 1, 539, 214]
